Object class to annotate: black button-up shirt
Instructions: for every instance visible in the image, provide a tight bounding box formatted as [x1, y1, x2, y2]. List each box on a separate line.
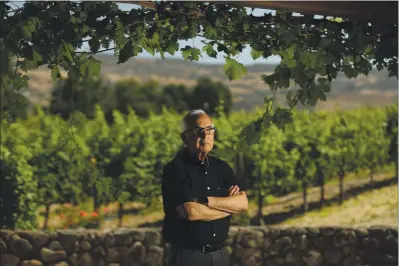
[161, 149, 243, 248]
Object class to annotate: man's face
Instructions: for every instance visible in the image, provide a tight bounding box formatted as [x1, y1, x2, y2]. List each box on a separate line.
[183, 114, 215, 154]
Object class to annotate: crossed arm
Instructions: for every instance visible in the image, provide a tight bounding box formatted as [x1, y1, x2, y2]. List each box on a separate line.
[176, 185, 248, 221]
[162, 163, 248, 222]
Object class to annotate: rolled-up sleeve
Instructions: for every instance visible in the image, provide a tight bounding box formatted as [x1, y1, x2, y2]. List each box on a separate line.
[161, 163, 194, 215]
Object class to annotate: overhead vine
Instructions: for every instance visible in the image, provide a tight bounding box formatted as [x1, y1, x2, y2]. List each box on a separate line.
[1, 1, 397, 143]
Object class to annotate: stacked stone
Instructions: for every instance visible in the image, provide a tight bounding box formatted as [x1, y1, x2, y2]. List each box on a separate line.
[0, 228, 164, 266]
[0, 226, 397, 266]
[225, 226, 398, 266]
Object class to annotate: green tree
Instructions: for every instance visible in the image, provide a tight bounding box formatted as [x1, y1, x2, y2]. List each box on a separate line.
[161, 83, 191, 113]
[114, 79, 163, 117]
[49, 77, 116, 122]
[0, 119, 37, 229]
[2, 1, 397, 153]
[189, 77, 233, 116]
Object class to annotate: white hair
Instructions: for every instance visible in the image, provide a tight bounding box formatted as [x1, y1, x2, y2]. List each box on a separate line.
[180, 109, 213, 132]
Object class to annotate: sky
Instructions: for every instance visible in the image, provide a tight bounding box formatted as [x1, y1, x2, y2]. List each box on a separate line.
[11, 1, 283, 65]
[114, 3, 281, 65]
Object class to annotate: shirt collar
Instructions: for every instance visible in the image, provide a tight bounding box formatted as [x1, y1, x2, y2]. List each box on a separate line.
[181, 148, 211, 166]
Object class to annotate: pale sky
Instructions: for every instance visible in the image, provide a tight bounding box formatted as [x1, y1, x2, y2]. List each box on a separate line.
[115, 3, 281, 65]
[12, 2, 285, 65]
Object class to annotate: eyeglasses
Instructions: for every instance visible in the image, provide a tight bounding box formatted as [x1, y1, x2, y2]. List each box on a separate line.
[183, 126, 216, 136]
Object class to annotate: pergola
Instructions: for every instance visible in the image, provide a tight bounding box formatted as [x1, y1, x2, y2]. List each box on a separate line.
[120, 1, 398, 25]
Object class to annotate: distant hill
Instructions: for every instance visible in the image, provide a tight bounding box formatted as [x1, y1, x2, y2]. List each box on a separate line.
[24, 54, 397, 111]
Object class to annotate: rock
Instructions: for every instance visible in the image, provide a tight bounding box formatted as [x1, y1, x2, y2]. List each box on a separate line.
[79, 252, 93, 266]
[362, 237, 380, 251]
[107, 248, 120, 263]
[354, 228, 369, 237]
[92, 259, 106, 266]
[143, 231, 161, 246]
[17, 231, 50, 249]
[313, 236, 327, 249]
[90, 232, 104, 245]
[224, 246, 233, 255]
[240, 230, 263, 248]
[68, 253, 78, 266]
[10, 234, 33, 258]
[93, 245, 106, 257]
[320, 227, 336, 237]
[0, 254, 20, 266]
[131, 230, 145, 242]
[0, 230, 13, 241]
[48, 241, 63, 251]
[57, 230, 79, 247]
[368, 228, 387, 239]
[0, 238, 7, 253]
[342, 255, 361, 266]
[263, 238, 272, 251]
[225, 233, 235, 245]
[80, 240, 91, 251]
[268, 228, 280, 239]
[122, 241, 146, 266]
[264, 257, 284, 266]
[383, 234, 398, 255]
[280, 228, 297, 236]
[324, 247, 343, 265]
[233, 244, 245, 258]
[303, 250, 323, 266]
[293, 234, 309, 251]
[270, 236, 292, 253]
[19, 260, 43, 266]
[144, 245, 164, 266]
[285, 250, 301, 264]
[237, 248, 262, 266]
[51, 262, 69, 266]
[306, 227, 320, 236]
[114, 228, 134, 246]
[382, 254, 398, 264]
[334, 230, 357, 247]
[41, 247, 66, 263]
[105, 235, 115, 248]
[343, 245, 353, 256]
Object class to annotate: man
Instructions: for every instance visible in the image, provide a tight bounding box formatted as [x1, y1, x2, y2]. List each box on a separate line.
[161, 109, 248, 266]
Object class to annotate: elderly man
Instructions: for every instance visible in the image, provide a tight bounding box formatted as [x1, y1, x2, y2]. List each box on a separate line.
[161, 109, 248, 266]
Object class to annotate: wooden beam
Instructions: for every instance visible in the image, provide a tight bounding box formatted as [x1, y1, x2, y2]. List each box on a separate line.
[115, 1, 397, 25]
[236, 1, 397, 25]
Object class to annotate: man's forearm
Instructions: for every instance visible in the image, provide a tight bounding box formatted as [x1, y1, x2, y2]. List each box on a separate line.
[207, 192, 248, 214]
[182, 202, 231, 221]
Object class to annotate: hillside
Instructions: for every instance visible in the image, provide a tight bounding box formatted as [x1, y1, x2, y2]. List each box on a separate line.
[24, 54, 397, 111]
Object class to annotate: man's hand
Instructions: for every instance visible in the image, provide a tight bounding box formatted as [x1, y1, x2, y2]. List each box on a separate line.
[228, 185, 240, 196]
[176, 205, 187, 219]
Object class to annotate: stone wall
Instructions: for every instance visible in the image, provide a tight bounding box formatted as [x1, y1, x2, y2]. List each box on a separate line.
[0, 226, 397, 266]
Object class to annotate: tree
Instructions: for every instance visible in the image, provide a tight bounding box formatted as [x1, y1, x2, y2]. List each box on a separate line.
[49, 77, 116, 122]
[0, 58, 30, 121]
[189, 77, 233, 116]
[2, 1, 395, 136]
[114, 78, 163, 117]
[161, 83, 191, 113]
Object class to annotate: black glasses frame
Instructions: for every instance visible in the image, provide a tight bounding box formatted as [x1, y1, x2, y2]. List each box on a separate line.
[183, 125, 216, 136]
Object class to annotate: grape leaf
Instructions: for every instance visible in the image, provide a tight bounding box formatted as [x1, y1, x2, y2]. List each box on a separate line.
[181, 46, 201, 61]
[224, 58, 247, 81]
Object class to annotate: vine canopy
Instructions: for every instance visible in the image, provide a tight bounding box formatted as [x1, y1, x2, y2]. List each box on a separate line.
[1, 1, 397, 142]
